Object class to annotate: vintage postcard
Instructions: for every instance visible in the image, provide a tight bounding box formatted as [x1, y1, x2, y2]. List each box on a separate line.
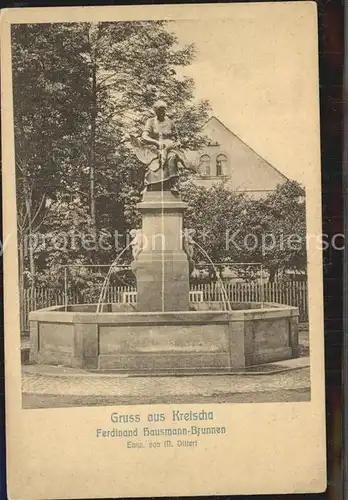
[2, 2, 326, 498]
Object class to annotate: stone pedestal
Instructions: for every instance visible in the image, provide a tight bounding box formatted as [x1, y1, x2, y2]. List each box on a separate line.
[135, 191, 190, 312]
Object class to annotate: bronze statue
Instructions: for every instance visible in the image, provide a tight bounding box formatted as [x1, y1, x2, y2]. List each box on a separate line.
[132, 100, 194, 195]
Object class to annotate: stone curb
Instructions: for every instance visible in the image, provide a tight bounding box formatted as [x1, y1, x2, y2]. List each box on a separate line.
[22, 358, 310, 379]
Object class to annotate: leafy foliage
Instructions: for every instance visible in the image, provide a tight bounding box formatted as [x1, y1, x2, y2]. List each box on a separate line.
[182, 179, 306, 282]
[12, 22, 305, 290]
[12, 21, 211, 287]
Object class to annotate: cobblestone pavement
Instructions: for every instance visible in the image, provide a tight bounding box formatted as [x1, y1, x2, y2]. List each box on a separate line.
[22, 367, 310, 398]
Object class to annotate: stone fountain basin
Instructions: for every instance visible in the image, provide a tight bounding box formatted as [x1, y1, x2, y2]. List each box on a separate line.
[29, 303, 299, 374]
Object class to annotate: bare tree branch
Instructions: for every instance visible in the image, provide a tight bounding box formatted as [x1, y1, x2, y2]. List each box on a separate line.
[30, 194, 46, 228]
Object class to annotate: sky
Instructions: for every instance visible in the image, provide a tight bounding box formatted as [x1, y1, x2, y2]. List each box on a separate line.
[168, 12, 319, 186]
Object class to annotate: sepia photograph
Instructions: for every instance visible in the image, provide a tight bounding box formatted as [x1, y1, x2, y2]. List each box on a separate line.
[3, 5, 327, 498]
[13, 17, 311, 409]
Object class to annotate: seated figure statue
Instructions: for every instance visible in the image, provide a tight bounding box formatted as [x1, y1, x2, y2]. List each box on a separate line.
[131, 100, 195, 196]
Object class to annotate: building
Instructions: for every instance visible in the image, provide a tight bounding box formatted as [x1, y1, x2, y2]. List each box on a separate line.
[190, 116, 288, 198]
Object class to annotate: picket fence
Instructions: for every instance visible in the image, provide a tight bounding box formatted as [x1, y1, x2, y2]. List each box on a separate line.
[21, 281, 308, 332]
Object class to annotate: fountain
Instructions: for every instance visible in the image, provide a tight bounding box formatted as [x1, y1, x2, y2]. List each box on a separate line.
[29, 189, 299, 374]
[28, 103, 299, 373]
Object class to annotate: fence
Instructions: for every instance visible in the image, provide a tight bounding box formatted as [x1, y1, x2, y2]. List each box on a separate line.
[190, 281, 307, 321]
[190, 281, 308, 320]
[21, 280, 308, 331]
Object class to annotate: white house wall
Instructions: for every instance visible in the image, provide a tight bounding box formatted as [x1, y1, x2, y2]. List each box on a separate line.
[192, 117, 288, 196]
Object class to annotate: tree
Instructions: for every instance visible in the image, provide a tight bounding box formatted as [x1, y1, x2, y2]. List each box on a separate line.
[12, 23, 92, 312]
[77, 21, 210, 235]
[181, 179, 306, 282]
[253, 180, 307, 281]
[181, 180, 250, 268]
[12, 21, 211, 291]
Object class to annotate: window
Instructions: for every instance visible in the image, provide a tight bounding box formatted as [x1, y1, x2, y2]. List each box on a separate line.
[216, 154, 228, 176]
[199, 154, 211, 176]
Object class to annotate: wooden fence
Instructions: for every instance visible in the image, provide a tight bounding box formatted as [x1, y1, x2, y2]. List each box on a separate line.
[21, 281, 308, 332]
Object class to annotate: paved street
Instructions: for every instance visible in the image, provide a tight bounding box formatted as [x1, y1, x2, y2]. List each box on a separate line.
[22, 365, 310, 408]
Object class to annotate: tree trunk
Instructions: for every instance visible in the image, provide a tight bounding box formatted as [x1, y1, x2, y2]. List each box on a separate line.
[89, 24, 99, 263]
[90, 60, 97, 235]
[23, 174, 35, 279]
[18, 235, 25, 332]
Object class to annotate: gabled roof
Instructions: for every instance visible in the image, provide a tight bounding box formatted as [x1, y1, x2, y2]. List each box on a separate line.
[202, 116, 288, 181]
